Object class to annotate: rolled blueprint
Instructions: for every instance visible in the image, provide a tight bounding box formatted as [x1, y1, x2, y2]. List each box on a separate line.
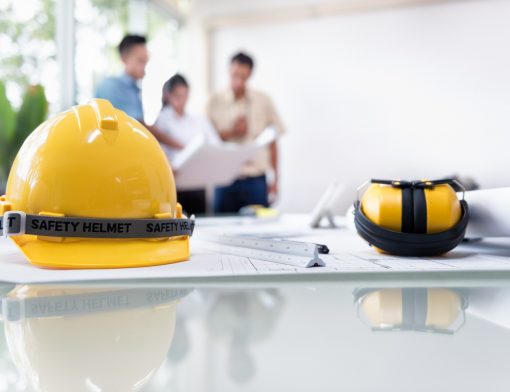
[464, 187, 510, 238]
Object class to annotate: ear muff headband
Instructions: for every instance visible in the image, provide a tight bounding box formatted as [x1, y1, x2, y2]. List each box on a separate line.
[401, 187, 414, 233]
[401, 288, 427, 327]
[354, 179, 469, 256]
[413, 187, 427, 234]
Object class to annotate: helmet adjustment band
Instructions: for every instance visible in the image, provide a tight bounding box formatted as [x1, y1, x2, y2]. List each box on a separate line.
[1, 211, 195, 239]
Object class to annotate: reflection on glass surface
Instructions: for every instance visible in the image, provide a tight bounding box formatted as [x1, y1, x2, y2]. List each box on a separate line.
[206, 289, 284, 384]
[0, 285, 191, 392]
[3, 284, 510, 391]
[354, 288, 468, 334]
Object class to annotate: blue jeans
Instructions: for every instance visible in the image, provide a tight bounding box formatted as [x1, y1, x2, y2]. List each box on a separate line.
[214, 175, 269, 214]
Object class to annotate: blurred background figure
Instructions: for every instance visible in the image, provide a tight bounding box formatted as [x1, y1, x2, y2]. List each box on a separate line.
[208, 52, 285, 214]
[155, 73, 221, 215]
[95, 34, 183, 151]
[95, 34, 147, 122]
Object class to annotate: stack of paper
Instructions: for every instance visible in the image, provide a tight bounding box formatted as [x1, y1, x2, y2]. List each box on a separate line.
[172, 127, 277, 190]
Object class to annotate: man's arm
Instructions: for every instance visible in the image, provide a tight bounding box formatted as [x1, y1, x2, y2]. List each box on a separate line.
[266, 96, 284, 198]
[143, 122, 184, 150]
[207, 95, 248, 141]
[268, 141, 279, 197]
[218, 128, 235, 141]
[217, 116, 248, 141]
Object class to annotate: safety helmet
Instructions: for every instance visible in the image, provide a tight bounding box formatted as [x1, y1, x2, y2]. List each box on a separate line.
[354, 179, 469, 256]
[354, 288, 468, 334]
[1, 285, 190, 391]
[0, 99, 194, 268]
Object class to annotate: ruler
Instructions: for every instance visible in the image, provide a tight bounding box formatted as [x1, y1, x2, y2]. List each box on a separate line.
[196, 235, 326, 268]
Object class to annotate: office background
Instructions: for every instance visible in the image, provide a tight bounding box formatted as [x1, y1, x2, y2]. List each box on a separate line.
[1, 0, 508, 212]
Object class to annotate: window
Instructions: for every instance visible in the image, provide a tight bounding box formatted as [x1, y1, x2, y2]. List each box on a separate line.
[142, 6, 180, 123]
[75, 0, 129, 106]
[0, 0, 58, 111]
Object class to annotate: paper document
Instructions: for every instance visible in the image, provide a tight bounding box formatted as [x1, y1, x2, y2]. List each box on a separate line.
[173, 127, 277, 190]
[464, 187, 510, 238]
[2, 236, 510, 284]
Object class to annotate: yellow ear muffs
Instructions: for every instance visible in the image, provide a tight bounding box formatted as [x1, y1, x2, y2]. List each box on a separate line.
[354, 179, 469, 256]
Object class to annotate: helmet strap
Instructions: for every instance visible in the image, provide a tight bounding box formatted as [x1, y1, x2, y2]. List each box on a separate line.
[1, 211, 195, 239]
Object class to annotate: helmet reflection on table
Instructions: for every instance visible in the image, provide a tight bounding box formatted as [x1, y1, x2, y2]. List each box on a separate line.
[1, 285, 191, 392]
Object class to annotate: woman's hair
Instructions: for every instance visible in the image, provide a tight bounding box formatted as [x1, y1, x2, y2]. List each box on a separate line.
[162, 73, 189, 107]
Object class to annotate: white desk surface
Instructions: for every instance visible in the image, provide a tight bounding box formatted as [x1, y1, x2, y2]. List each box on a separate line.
[2, 216, 510, 391]
[2, 213, 510, 285]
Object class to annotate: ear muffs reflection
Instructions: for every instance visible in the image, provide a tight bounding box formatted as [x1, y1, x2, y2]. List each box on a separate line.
[354, 288, 468, 334]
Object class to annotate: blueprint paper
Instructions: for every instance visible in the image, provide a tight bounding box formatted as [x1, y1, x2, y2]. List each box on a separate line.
[464, 187, 510, 238]
[172, 127, 277, 190]
[2, 235, 510, 284]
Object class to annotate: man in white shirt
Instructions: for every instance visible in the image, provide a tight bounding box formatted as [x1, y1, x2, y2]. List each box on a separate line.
[155, 74, 219, 214]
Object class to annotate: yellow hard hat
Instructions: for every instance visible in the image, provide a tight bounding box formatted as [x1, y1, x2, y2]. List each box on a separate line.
[2, 285, 190, 391]
[0, 99, 194, 268]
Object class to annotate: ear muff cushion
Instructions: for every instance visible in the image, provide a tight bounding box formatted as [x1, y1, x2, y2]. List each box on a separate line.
[361, 185, 402, 231]
[354, 199, 469, 256]
[426, 288, 463, 328]
[424, 185, 462, 234]
[356, 289, 404, 326]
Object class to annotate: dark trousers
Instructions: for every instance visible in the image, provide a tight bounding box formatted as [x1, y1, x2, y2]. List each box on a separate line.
[214, 175, 269, 214]
[177, 189, 207, 216]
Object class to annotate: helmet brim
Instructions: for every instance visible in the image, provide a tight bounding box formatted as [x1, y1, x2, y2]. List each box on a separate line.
[10, 235, 190, 269]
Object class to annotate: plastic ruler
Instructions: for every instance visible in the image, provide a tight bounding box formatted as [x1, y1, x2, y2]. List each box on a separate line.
[196, 235, 326, 268]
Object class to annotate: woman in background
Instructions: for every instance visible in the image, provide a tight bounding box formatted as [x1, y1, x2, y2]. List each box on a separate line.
[155, 73, 220, 215]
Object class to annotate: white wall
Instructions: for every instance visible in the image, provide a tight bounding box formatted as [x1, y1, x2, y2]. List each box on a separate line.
[208, 0, 510, 213]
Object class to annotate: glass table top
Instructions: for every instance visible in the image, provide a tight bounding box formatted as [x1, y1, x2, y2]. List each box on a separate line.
[0, 277, 509, 392]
